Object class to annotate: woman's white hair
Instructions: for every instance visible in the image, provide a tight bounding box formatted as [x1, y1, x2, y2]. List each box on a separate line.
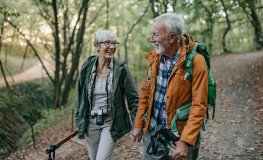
[94, 30, 118, 45]
[154, 13, 185, 37]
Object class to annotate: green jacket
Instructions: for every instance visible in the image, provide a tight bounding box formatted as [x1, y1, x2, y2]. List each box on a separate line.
[75, 56, 139, 141]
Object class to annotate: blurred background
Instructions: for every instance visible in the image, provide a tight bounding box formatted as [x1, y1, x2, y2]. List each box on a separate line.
[0, 0, 262, 159]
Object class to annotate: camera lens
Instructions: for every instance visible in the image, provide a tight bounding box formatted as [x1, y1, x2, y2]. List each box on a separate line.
[96, 115, 104, 125]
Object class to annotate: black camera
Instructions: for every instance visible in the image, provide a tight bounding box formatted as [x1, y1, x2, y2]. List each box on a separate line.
[147, 125, 179, 156]
[91, 109, 108, 125]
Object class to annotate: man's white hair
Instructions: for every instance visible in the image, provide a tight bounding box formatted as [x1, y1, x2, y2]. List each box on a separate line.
[94, 30, 118, 45]
[154, 13, 185, 37]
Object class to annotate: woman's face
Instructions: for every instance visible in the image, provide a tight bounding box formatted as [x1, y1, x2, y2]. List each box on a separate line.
[96, 40, 119, 60]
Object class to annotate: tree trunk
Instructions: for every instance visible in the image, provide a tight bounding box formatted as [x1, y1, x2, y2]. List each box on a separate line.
[239, 0, 263, 49]
[52, 0, 62, 108]
[0, 60, 10, 88]
[247, 1, 263, 49]
[199, 1, 215, 54]
[106, 0, 109, 29]
[220, 0, 231, 53]
[0, 20, 10, 88]
[150, 0, 170, 18]
[150, 0, 159, 18]
[61, 0, 89, 106]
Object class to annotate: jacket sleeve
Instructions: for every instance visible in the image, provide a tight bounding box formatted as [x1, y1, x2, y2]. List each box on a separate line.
[180, 54, 208, 146]
[123, 64, 139, 124]
[134, 67, 150, 129]
[74, 59, 89, 129]
[74, 75, 82, 129]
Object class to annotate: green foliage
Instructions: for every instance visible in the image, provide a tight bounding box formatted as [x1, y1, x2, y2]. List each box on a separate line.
[18, 102, 74, 147]
[16, 84, 76, 148]
[0, 97, 5, 109]
[0, 0, 21, 18]
[0, 7, 20, 17]
[1, 0, 262, 75]
[0, 79, 53, 158]
[0, 148, 7, 160]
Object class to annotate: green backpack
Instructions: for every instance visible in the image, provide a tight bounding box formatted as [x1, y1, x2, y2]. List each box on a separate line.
[171, 41, 217, 132]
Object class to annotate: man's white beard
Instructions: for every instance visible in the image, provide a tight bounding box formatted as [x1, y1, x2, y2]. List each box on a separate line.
[155, 45, 165, 55]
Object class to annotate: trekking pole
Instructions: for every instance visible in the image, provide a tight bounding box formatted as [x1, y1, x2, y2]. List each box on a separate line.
[46, 130, 78, 160]
[22, 114, 37, 149]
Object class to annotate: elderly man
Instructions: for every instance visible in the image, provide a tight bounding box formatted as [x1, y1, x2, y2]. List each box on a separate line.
[132, 13, 208, 160]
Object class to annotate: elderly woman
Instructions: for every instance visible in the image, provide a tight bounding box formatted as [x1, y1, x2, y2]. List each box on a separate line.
[75, 30, 139, 160]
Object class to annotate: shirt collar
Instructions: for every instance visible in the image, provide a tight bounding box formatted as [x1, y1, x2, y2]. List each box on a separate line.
[92, 56, 113, 73]
[161, 47, 181, 64]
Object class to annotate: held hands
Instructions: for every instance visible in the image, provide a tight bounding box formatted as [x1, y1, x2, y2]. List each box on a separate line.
[169, 140, 188, 160]
[131, 127, 143, 142]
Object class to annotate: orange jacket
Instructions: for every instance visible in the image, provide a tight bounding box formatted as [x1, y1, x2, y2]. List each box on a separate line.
[134, 34, 208, 146]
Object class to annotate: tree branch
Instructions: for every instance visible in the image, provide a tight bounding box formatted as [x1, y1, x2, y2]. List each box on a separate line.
[124, 2, 150, 63]
[5, 19, 54, 83]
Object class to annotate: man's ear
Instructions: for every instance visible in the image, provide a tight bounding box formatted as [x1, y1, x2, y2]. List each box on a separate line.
[169, 32, 177, 43]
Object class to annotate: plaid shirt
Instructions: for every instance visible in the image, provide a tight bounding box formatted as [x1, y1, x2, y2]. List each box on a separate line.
[149, 50, 180, 131]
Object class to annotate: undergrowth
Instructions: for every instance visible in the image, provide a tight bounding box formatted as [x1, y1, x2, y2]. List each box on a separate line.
[0, 78, 53, 159]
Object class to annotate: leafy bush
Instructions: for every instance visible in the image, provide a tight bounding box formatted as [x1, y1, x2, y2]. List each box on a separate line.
[0, 148, 7, 160]
[0, 79, 53, 159]
[17, 106, 74, 147]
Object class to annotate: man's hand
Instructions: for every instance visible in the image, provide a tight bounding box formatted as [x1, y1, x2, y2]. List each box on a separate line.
[131, 127, 143, 142]
[169, 140, 188, 160]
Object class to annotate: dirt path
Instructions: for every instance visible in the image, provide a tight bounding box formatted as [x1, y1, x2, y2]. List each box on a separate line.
[0, 55, 54, 88]
[199, 51, 263, 159]
[7, 51, 263, 160]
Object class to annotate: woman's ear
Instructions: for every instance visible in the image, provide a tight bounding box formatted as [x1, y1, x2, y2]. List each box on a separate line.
[94, 43, 100, 52]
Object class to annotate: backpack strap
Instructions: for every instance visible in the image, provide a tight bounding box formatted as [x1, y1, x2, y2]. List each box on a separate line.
[171, 42, 208, 132]
[184, 42, 198, 81]
[184, 41, 216, 118]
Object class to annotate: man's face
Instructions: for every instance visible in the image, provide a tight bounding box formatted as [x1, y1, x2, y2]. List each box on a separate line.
[150, 21, 170, 55]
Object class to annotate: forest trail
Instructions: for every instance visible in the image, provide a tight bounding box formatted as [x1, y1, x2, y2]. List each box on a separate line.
[7, 50, 263, 160]
[0, 54, 54, 88]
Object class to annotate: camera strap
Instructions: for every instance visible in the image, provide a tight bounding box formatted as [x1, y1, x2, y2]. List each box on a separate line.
[89, 58, 113, 115]
[105, 60, 113, 113]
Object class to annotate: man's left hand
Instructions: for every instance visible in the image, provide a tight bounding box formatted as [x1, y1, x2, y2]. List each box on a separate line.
[131, 127, 143, 142]
[169, 140, 188, 160]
